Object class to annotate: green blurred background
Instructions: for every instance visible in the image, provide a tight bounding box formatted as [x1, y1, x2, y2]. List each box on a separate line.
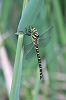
[0, 0, 66, 100]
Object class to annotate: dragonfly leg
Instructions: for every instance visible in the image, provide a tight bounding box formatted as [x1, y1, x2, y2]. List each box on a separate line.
[29, 25, 33, 30]
[25, 27, 31, 36]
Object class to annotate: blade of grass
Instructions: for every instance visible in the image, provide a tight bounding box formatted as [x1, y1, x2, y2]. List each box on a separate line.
[9, 35, 24, 100]
[32, 70, 40, 100]
[52, 0, 66, 44]
[9, 1, 28, 100]
[0, 0, 12, 32]
[17, 0, 44, 34]
[14, 51, 23, 100]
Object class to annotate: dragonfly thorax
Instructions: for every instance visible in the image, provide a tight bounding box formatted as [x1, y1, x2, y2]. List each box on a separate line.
[30, 28, 39, 45]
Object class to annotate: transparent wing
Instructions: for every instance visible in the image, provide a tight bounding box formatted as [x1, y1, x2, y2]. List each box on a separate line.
[40, 26, 53, 38]
[25, 45, 36, 60]
[25, 42, 33, 52]
[39, 36, 51, 48]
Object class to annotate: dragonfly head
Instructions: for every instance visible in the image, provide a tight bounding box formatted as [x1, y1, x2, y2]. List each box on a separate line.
[29, 28, 37, 34]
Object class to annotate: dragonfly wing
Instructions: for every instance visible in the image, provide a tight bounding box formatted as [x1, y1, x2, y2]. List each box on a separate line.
[24, 42, 33, 52]
[39, 36, 51, 48]
[25, 45, 36, 60]
[40, 26, 53, 38]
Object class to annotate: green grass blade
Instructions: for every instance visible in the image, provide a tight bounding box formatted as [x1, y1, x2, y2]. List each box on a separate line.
[9, 0, 29, 99]
[14, 51, 23, 100]
[52, 0, 66, 44]
[9, 35, 24, 100]
[17, 0, 44, 34]
[32, 71, 40, 100]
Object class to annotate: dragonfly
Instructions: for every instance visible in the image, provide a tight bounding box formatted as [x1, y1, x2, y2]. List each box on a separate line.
[24, 26, 53, 80]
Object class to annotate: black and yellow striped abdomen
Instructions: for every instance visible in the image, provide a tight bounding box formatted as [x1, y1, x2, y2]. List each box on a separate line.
[34, 44, 43, 79]
[31, 28, 43, 79]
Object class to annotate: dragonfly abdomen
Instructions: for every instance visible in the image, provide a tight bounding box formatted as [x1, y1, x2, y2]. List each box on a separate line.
[34, 44, 43, 79]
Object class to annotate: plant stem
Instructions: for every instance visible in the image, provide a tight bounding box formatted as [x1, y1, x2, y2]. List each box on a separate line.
[9, 34, 24, 100]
